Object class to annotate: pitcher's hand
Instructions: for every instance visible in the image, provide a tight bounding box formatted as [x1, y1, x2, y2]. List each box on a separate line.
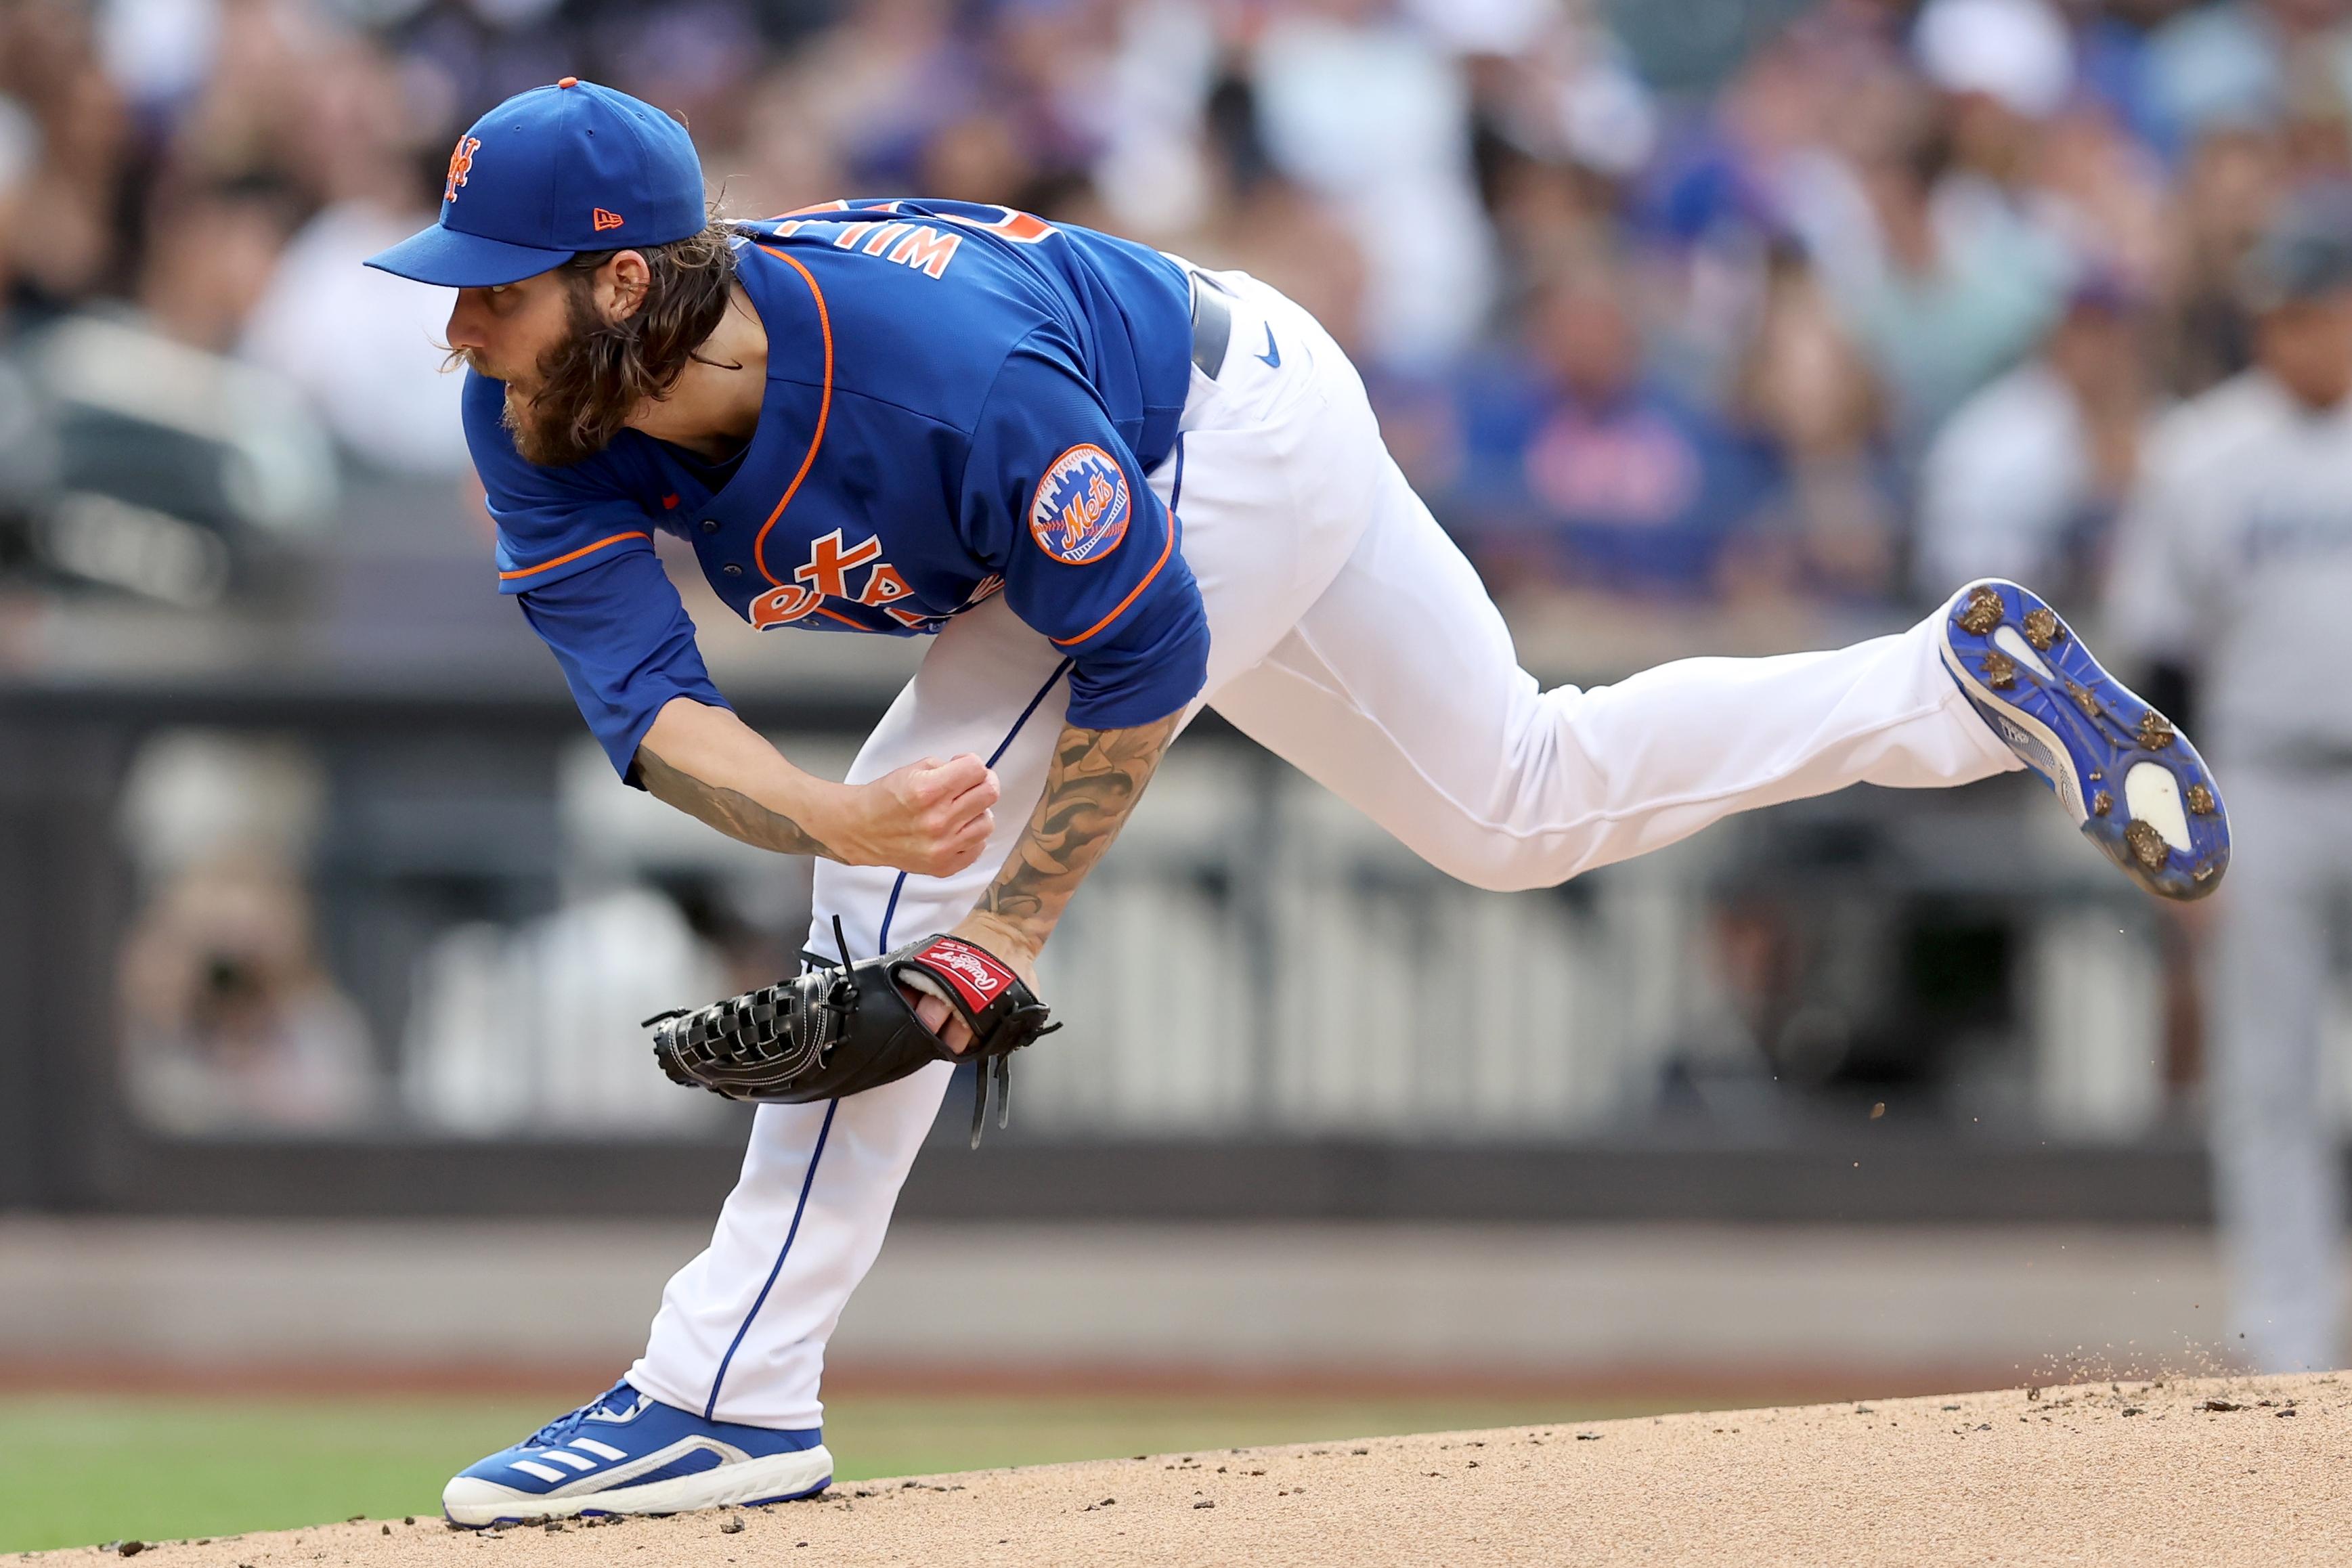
[904, 913, 1040, 1053]
[839, 755, 999, 875]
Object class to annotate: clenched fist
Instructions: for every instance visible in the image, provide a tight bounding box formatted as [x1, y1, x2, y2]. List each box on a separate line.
[839, 754, 1001, 876]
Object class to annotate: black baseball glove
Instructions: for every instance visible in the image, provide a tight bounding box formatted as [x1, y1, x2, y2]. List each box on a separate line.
[645, 919, 1058, 1146]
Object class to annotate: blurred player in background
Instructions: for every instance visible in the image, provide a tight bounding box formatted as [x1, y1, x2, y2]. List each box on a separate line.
[2109, 190, 2352, 1375]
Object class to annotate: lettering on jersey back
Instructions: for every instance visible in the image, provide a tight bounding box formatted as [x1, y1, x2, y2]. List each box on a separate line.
[1029, 445, 1131, 566]
[762, 203, 1058, 284]
[887, 226, 962, 279]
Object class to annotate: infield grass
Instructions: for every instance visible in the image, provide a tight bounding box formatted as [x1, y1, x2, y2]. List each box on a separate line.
[0, 1391, 1678, 1552]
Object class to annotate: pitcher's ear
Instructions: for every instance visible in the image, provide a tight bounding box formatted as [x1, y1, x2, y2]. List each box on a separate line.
[599, 249, 653, 324]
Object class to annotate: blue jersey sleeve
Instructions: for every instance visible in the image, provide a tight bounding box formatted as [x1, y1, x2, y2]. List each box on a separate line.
[959, 338, 1210, 728]
[463, 370, 663, 594]
[517, 548, 731, 781]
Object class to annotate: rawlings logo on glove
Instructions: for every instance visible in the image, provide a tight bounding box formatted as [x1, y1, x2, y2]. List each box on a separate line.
[913, 937, 1014, 1009]
[644, 919, 1057, 1146]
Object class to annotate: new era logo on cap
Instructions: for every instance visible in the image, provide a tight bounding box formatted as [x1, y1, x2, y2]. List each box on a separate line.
[362, 79, 704, 288]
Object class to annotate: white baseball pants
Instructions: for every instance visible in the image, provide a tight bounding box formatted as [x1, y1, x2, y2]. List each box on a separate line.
[625, 271, 2021, 1427]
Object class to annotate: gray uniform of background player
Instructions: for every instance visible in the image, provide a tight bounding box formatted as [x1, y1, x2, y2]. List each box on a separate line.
[2105, 201, 2352, 1373]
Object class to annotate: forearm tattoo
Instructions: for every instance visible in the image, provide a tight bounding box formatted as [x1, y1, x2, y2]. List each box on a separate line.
[982, 715, 1181, 947]
[636, 745, 838, 860]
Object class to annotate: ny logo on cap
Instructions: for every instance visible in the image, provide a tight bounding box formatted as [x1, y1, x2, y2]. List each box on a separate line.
[444, 136, 482, 204]
[592, 209, 625, 232]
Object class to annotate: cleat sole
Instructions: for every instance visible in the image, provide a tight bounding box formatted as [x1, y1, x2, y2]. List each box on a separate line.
[1940, 579, 2230, 902]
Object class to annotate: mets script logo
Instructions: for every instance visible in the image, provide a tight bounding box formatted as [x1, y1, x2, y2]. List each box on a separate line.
[1029, 444, 1131, 566]
[444, 136, 482, 204]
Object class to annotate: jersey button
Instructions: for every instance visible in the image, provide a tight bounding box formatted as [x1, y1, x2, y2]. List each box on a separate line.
[722, 563, 743, 577]
[701, 520, 719, 534]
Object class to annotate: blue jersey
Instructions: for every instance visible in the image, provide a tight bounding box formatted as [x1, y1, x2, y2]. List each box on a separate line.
[467, 200, 1208, 778]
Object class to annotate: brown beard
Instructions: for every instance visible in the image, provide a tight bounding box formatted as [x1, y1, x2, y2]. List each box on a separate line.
[450, 222, 741, 468]
[500, 280, 631, 468]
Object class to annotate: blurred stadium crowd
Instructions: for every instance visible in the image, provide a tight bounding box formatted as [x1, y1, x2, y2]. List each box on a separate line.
[0, 0, 2340, 611]
[9, 0, 2352, 1374]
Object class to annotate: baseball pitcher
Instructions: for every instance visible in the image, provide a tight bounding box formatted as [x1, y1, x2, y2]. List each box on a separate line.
[364, 81, 2233, 1523]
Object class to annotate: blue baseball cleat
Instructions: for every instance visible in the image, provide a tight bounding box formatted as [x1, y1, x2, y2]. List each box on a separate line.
[441, 1379, 832, 1527]
[1939, 580, 2229, 900]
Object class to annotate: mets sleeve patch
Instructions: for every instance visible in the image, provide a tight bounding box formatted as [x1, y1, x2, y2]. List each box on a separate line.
[1029, 443, 1133, 565]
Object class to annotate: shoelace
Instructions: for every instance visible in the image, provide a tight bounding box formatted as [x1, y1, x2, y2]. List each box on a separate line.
[525, 1380, 636, 1448]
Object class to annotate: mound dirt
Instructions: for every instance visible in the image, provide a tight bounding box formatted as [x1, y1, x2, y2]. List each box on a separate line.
[43, 1375, 2352, 1567]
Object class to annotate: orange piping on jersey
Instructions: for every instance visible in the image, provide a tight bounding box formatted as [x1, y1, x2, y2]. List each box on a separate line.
[814, 605, 868, 629]
[496, 530, 650, 581]
[1051, 511, 1176, 647]
[750, 246, 834, 588]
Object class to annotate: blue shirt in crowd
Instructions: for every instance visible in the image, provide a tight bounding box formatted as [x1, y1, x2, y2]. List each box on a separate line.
[1445, 357, 1769, 597]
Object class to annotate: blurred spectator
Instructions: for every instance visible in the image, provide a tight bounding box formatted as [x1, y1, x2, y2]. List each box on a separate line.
[1445, 253, 1770, 599]
[1249, 0, 1496, 366]
[117, 852, 378, 1133]
[2033, 102, 2173, 290]
[770, 0, 972, 189]
[1805, 0, 2083, 446]
[2160, 125, 2284, 392]
[238, 42, 468, 473]
[1731, 242, 1902, 602]
[0, 93, 35, 314]
[139, 176, 299, 351]
[1915, 0, 2074, 127]
[114, 730, 375, 1133]
[2141, 0, 2352, 149]
[705, 64, 848, 220]
[0, 1, 133, 316]
[2104, 188, 2352, 1373]
[1913, 276, 2150, 601]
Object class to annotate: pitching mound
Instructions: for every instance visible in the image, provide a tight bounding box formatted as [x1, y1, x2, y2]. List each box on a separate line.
[45, 1376, 2351, 1567]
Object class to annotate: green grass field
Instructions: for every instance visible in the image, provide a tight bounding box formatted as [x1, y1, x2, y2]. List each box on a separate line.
[0, 1390, 1676, 1553]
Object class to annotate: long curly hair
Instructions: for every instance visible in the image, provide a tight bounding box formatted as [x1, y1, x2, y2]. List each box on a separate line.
[509, 219, 742, 466]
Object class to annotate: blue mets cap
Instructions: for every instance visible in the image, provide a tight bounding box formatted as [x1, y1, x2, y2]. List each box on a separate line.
[364, 79, 705, 288]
